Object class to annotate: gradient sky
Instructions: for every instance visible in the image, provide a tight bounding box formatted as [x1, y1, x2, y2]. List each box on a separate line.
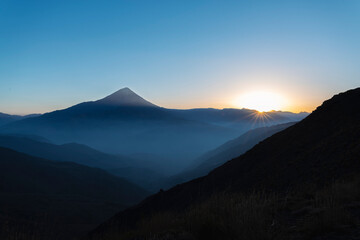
[1, 0, 359, 115]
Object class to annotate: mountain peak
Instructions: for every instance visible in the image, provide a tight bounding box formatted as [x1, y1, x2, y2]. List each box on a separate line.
[116, 87, 133, 93]
[97, 88, 158, 107]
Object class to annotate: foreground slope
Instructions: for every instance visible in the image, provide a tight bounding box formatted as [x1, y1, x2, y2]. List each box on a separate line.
[0, 147, 148, 240]
[88, 87, 360, 238]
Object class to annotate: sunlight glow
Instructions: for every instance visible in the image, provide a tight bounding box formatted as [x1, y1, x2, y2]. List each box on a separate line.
[235, 91, 285, 112]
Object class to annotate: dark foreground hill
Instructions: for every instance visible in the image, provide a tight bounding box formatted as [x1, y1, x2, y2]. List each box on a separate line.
[0, 147, 148, 240]
[87, 87, 360, 239]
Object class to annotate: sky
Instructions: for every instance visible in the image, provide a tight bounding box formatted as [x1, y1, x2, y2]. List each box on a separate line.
[1, 0, 359, 115]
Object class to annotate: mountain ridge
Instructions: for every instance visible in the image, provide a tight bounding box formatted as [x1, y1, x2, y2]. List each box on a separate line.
[0, 88, 308, 173]
[0, 112, 41, 126]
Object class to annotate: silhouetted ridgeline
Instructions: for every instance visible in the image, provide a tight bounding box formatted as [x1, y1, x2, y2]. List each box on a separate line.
[0, 112, 40, 126]
[87, 87, 360, 240]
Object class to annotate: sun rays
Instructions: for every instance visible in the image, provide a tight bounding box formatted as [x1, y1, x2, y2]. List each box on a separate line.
[246, 110, 276, 129]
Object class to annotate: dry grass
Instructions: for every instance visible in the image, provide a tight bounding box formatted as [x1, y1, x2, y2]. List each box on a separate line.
[102, 192, 285, 240]
[95, 178, 360, 240]
[5, 179, 360, 240]
[298, 179, 360, 237]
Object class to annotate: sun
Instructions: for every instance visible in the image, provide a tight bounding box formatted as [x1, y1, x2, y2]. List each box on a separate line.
[235, 91, 285, 112]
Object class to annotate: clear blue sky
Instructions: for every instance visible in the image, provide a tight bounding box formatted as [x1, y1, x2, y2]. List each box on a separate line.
[1, 0, 359, 114]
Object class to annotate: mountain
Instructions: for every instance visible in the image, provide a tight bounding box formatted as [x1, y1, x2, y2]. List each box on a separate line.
[0, 112, 21, 126]
[87, 87, 360, 239]
[0, 88, 307, 173]
[0, 88, 236, 167]
[0, 134, 164, 190]
[164, 122, 296, 188]
[0, 147, 148, 240]
[0, 112, 40, 126]
[96, 87, 157, 107]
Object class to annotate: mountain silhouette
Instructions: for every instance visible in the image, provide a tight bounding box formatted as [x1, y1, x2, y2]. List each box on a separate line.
[96, 87, 158, 107]
[87, 87, 360, 238]
[0, 88, 236, 172]
[0, 147, 148, 240]
[0, 88, 307, 173]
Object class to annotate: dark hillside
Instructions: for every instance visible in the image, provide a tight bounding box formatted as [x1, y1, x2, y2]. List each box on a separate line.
[0, 147, 148, 240]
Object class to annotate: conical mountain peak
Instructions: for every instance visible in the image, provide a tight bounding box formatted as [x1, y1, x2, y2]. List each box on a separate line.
[97, 88, 157, 107]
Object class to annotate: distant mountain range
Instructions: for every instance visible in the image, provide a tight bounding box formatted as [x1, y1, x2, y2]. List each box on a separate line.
[87, 87, 360, 239]
[0, 147, 148, 240]
[0, 88, 307, 173]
